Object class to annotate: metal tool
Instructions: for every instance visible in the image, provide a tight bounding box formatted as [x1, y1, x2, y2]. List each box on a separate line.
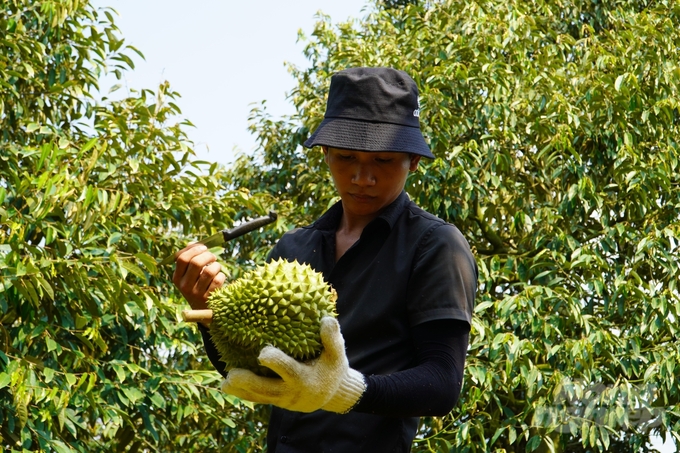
[159, 211, 278, 265]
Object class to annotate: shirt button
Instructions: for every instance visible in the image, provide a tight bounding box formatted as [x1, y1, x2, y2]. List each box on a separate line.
[280, 436, 288, 443]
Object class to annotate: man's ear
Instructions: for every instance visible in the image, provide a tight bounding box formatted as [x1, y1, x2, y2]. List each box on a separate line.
[409, 154, 421, 171]
[322, 146, 329, 164]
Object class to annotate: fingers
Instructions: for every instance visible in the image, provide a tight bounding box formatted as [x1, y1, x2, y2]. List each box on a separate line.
[198, 261, 223, 294]
[319, 317, 346, 363]
[257, 346, 305, 381]
[222, 369, 287, 402]
[172, 245, 224, 309]
[172, 244, 207, 287]
[207, 270, 227, 293]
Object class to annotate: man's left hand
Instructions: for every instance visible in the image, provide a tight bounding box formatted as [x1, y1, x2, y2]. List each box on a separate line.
[221, 317, 366, 414]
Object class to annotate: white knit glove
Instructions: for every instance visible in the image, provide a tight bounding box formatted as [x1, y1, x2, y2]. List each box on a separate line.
[221, 317, 366, 414]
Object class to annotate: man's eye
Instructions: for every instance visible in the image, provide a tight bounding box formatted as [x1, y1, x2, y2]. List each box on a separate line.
[338, 154, 353, 160]
[376, 158, 393, 163]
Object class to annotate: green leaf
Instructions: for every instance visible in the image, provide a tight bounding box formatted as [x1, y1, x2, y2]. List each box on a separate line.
[36, 275, 54, 300]
[0, 372, 10, 389]
[135, 252, 158, 275]
[614, 74, 625, 91]
[112, 364, 127, 383]
[122, 387, 145, 404]
[149, 391, 166, 409]
[74, 314, 88, 329]
[46, 337, 58, 352]
[107, 232, 123, 247]
[43, 367, 55, 384]
[80, 137, 98, 153]
[121, 260, 146, 281]
[474, 300, 494, 313]
[526, 435, 542, 452]
[65, 373, 77, 386]
[599, 426, 610, 450]
[50, 440, 74, 453]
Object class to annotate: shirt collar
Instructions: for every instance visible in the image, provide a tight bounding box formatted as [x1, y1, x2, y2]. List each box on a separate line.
[378, 191, 410, 229]
[313, 191, 410, 232]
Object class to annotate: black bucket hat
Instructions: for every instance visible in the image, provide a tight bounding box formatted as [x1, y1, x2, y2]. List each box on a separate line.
[303, 67, 435, 158]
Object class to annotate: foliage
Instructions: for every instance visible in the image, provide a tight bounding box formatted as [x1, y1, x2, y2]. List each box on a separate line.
[227, 0, 680, 451]
[0, 1, 273, 451]
[3, 0, 680, 451]
[382, 0, 423, 9]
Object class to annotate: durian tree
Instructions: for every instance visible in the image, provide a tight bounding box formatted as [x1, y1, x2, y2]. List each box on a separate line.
[0, 1, 283, 451]
[225, 0, 680, 452]
[3, 0, 680, 452]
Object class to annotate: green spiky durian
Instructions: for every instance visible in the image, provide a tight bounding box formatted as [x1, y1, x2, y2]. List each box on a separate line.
[207, 258, 337, 377]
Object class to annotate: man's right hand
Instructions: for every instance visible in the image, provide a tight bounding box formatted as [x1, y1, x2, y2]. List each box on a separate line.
[172, 243, 226, 310]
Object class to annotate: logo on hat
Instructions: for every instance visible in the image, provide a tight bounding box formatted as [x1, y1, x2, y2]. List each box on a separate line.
[413, 96, 420, 117]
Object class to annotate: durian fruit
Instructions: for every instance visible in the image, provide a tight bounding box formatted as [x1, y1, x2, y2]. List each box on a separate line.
[207, 258, 337, 377]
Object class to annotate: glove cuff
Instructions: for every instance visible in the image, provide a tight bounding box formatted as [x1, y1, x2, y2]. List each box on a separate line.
[322, 368, 366, 414]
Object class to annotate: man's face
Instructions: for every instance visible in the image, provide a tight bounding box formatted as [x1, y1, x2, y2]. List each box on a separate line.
[323, 147, 421, 220]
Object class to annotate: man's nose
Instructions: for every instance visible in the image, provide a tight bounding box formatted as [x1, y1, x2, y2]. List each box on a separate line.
[351, 164, 376, 186]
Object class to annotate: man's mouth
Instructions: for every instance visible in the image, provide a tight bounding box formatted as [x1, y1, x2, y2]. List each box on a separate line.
[350, 193, 375, 201]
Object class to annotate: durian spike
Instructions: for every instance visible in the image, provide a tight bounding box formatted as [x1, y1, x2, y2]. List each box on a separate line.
[182, 309, 213, 324]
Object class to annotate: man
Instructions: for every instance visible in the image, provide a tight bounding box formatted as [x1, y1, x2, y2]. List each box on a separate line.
[173, 67, 477, 452]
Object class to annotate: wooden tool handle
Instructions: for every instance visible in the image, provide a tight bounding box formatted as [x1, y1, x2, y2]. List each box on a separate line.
[182, 309, 213, 324]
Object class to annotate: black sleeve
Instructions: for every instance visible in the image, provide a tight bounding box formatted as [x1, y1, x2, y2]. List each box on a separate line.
[352, 319, 470, 417]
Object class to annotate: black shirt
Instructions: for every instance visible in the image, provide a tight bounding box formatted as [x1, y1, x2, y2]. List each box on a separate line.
[262, 191, 477, 452]
[200, 191, 477, 452]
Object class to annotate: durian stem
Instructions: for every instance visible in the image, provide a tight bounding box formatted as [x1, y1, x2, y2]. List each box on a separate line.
[182, 309, 213, 324]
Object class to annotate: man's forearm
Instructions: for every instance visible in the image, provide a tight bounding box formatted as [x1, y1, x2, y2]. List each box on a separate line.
[353, 319, 469, 417]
